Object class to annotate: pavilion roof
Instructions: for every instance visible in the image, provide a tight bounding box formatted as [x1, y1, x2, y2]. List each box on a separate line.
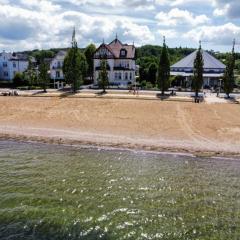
[171, 50, 226, 69]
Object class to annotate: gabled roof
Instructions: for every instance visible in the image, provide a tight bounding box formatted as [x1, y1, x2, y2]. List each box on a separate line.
[108, 38, 135, 58]
[54, 50, 67, 60]
[10, 53, 28, 61]
[171, 50, 226, 69]
[56, 50, 67, 57]
[101, 43, 116, 56]
[94, 38, 135, 59]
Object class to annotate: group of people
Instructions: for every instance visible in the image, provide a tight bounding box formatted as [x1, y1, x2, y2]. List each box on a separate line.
[128, 85, 139, 95]
[0, 90, 19, 96]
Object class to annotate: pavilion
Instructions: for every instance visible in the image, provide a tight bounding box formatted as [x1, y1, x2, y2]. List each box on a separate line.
[170, 50, 226, 89]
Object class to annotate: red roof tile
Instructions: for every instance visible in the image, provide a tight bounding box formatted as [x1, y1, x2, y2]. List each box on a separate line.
[95, 38, 135, 59]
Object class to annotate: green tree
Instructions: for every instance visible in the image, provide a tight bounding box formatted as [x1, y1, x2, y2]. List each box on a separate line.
[13, 72, 25, 87]
[84, 43, 96, 82]
[223, 40, 236, 98]
[137, 56, 158, 83]
[63, 28, 88, 93]
[39, 59, 50, 93]
[24, 58, 38, 87]
[193, 42, 204, 100]
[98, 58, 109, 93]
[157, 37, 170, 95]
[148, 62, 158, 85]
[32, 50, 55, 65]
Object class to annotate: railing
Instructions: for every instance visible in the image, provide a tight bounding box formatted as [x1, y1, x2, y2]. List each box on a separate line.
[52, 66, 62, 70]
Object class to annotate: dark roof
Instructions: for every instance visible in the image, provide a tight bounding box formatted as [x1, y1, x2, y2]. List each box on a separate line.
[171, 50, 226, 69]
[43, 58, 53, 64]
[55, 50, 67, 57]
[10, 53, 29, 61]
[95, 38, 135, 59]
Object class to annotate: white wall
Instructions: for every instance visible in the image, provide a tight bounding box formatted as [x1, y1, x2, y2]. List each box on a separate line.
[0, 52, 29, 81]
[94, 58, 136, 85]
[50, 53, 66, 80]
[9, 60, 29, 80]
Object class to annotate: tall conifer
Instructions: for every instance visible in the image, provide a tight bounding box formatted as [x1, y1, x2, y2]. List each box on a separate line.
[63, 28, 88, 93]
[99, 57, 109, 93]
[158, 37, 170, 95]
[224, 39, 235, 98]
[193, 41, 204, 100]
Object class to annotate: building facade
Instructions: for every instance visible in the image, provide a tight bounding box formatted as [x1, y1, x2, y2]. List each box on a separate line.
[50, 51, 67, 81]
[93, 38, 136, 87]
[0, 51, 29, 82]
[171, 50, 226, 88]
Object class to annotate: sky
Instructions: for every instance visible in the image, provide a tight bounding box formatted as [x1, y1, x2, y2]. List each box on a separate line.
[0, 0, 240, 52]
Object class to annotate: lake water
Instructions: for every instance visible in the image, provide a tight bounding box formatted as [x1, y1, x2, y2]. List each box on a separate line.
[0, 140, 240, 240]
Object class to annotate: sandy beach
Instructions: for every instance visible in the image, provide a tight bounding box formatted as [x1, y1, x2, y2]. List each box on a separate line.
[0, 96, 240, 157]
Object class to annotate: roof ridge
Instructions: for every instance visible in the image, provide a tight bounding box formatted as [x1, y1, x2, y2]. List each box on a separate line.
[171, 49, 225, 69]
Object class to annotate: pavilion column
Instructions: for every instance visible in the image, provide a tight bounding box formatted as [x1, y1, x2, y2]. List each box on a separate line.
[185, 76, 188, 88]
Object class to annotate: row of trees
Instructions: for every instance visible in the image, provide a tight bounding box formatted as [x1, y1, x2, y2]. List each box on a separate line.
[61, 31, 237, 99]
[13, 32, 97, 92]
[13, 60, 50, 92]
[138, 39, 237, 100]
[62, 29, 98, 93]
[61, 29, 109, 93]
[16, 30, 237, 98]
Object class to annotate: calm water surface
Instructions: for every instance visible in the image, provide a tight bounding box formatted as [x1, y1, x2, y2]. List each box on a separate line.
[0, 141, 240, 240]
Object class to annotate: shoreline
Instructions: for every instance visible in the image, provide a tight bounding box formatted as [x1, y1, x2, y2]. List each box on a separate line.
[1, 131, 240, 159]
[0, 96, 239, 159]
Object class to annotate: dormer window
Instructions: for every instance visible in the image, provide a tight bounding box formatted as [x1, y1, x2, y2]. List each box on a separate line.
[120, 49, 127, 57]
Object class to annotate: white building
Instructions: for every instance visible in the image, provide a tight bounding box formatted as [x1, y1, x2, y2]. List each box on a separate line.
[50, 51, 67, 81]
[171, 50, 226, 88]
[93, 37, 136, 87]
[0, 51, 29, 82]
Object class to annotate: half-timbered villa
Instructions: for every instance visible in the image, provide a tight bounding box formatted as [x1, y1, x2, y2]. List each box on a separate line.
[93, 37, 136, 87]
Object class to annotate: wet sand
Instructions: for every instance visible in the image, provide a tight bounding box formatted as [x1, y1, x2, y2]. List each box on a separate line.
[0, 96, 240, 157]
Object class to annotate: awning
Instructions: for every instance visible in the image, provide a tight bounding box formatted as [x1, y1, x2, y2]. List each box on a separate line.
[170, 71, 224, 78]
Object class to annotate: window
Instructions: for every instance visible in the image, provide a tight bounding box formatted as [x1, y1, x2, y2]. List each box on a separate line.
[119, 73, 122, 80]
[13, 62, 16, 68]
[125, 72, 128, 80]
[120, 49, 127, 57]
[3, 62, 7, 67]
[130, 72, 132, 80]
[115, 72, 118, 80]
[4, 71, 8, 77]
[56, 71, 60, 78]
[57, 61, 61, 68]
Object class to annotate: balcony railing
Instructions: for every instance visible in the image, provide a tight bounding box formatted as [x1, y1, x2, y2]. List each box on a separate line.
[52, 66, 62, 70]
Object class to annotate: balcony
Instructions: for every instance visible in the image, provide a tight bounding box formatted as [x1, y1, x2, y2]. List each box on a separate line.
[52, 66, 62, 70]
[113, 66, 133, 71]
[95, 65, 110, 71]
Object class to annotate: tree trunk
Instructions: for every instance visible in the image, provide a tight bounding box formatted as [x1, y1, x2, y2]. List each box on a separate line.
[43, 84, 47, 93]
[195, 89, 199, 98]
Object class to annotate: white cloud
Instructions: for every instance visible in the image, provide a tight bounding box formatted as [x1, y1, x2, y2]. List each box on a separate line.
[157, 29, 178, 38]
[213, 6, 228, 17]
[0, 0, 238, 51]
[155, 8, 210, 26]
[184, 22, 240, 45]
[170, 0, 211, 6]
[0, 1, 154, 50]
[213, 0, 240, 18]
